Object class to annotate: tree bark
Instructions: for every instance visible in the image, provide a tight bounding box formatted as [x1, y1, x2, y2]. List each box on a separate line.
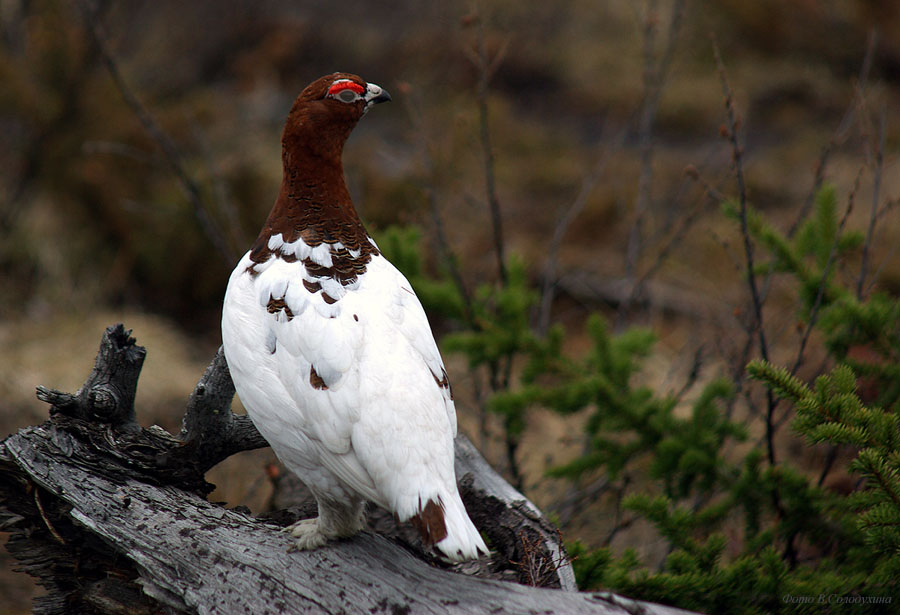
[1, 324, 697, 615]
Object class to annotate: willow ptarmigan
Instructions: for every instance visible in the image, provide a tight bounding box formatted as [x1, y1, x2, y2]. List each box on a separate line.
[222, 73, 487, 561]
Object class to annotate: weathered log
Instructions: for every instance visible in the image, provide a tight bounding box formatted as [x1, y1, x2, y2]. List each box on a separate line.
[0, 324, 698, 615]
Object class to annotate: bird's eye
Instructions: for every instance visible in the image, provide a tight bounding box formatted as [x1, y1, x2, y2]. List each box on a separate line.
[327, 80, 365, 103]
[337, 89, 358, 103]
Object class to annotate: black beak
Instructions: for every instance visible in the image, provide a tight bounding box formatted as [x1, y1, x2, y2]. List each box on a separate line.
[370, 89, 391, 105]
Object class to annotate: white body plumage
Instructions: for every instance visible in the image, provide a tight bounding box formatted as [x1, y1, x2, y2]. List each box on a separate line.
[222, 238, 487, 561]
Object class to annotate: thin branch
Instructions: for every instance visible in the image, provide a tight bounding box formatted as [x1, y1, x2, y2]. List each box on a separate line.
[857, 103, 886, 299]
[468, 14, 509, 285]
[193, 126, 248, 256]
[712, 37, 778, 466]
[774, 175, 860, 431]
[721, 324, 754, 423]
[671, 345, 705, 404]
[787, 30, 878, 239]
[82, 140, 159, 165]
[33, 486, 66, 544]
[78, 1, 237, 266]
[874, 197, 899, 225]
[538, 160, 605, 336]
[470, 364, 491, 455]
[504, 420, 524, 492]
[624, 0, 661, 285]
[553, 476, 611, 528]
[688, 166, 728, 203]
[621, 0, 686, 326]
[463, 11, 521, 483]
[602, 476, 635, 547]
[402, 87, 477, 327]
[429, 186, 477, 325]
[789, 169, 860, 379]
[618, 169, 717, 319]
[864, 198, 900, 296]
[816, 445, 840, 488]
[710, 41, 796, 563]
[753, 30, 880, 349]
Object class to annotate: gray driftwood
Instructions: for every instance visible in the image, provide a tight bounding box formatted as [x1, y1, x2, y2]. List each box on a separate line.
[0, 324, 698, 615]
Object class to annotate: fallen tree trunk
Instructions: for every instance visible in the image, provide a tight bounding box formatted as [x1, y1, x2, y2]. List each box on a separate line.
[0, 324, 697, 615]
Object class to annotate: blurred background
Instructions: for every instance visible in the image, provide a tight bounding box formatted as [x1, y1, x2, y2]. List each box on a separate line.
[1, 0, 898, 611]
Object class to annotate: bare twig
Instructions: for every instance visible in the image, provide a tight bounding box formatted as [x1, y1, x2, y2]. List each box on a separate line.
[463, 12, 523, 482]
[602, 476, 636, 547]
[512, 531, 572, 588]
[751, 30, 880, 345]
[402, 87, 477, 327]
[865, 198, 900, 297]
[874, 198, 899, 226]
[78, 1, 237, 266]
[33, 486, 66, 545]
[857, 103, 886, 299]
[554, 476, 611, 528]
[466, 14, 509, 285]
[193, 126, 247, 255]
[672, 345, 704, 403]
[790, 170, 861, 378]
[787, 30, 878, 239]
[816, 445, 841, 488]
[624, 0, 661, 285]
[618, 168, 717, 320]
[773, 174, 860, 432]
[429, 186, 477, 323]
[712, 41, 796, 564]
[712, 37, 778, 466]
[688, 166, 728, 203]
[775, 169, 862, 431]
[469, 365, 491, 454]
[538, 160, 605, 336]
[82, 140, 159, 165]
[621, 0, 686, 326]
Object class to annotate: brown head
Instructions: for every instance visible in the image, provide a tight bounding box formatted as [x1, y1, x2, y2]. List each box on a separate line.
[282, 72, 391, 165]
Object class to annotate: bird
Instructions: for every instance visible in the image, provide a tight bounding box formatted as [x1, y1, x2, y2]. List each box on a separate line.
[221, 72, 488, 562]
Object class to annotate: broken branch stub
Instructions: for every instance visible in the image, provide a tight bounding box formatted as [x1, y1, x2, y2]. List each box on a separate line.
[37, 324, 145, 430]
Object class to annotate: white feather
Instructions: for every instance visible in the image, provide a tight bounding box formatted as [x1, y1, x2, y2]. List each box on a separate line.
[267, 233, 285, 251]
[284, 283, 310, 318]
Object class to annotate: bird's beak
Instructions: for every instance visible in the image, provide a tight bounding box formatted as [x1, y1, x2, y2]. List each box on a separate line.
[364, 83, 392, 107]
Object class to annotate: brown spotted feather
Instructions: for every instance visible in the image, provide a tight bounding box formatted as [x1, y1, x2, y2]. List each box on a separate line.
[431, 366, 454, 400]
[309, 366, 328, 390]
[266, 297, 294, 320]
[409, 498, 448, 545]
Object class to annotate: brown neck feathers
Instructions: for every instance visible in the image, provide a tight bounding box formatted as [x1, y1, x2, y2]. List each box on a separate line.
[248, 93, 379, 268]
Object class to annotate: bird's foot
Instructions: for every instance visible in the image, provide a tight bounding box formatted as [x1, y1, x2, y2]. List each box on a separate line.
[284, 517, 329, 552]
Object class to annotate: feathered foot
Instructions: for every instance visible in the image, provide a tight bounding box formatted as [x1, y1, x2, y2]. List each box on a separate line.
[284, 518, 329, 551]
[283, 497, 365, 552]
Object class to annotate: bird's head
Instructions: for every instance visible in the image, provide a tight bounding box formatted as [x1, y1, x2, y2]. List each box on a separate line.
[282, 73, 391, 162]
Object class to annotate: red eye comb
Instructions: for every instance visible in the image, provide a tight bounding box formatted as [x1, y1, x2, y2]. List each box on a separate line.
[328, 81, 365, 95]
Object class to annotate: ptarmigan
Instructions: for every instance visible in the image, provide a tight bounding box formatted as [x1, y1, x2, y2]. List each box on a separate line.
[222, 73, 488, 561]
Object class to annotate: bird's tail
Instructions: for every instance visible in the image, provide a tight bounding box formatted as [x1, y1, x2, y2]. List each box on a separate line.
[407, 492, 488, 562]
